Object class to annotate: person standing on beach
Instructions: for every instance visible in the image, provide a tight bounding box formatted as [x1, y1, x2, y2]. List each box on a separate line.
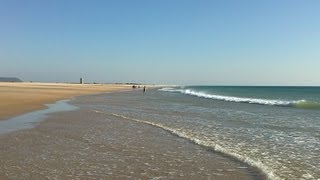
[143, 86, 146, 93]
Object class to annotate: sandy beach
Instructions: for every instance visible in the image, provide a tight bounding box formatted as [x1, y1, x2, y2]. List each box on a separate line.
[0, 82, 130, 120]
[0, 92, 264, 179]
[0, 84, 265, 179]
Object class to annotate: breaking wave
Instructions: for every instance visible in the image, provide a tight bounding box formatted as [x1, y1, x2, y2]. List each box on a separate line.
[160, 88, 320, 109]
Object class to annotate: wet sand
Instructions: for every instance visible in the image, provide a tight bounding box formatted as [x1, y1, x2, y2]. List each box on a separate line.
[0, 82, 129, 120]
[0, 94, 265, 179]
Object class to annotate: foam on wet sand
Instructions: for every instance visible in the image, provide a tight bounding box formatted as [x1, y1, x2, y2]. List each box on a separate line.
[0, 93, 265, 179]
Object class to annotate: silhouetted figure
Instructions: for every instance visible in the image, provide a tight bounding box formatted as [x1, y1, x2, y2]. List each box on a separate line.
[143, 86, 146, 93]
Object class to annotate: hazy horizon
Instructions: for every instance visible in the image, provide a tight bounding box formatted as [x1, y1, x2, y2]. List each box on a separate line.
[1, 0, 320, 86]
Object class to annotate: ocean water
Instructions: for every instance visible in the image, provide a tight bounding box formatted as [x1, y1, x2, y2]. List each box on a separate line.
[93, 86, 320, 179]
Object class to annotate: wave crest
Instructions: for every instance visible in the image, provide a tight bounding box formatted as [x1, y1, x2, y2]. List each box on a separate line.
[160, 88, 320, 109]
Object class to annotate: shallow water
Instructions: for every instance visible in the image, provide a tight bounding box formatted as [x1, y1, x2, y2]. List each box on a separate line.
[0, 95, 264, 179]
[90, 88, 320, 180]
[0, 99, 78, 134]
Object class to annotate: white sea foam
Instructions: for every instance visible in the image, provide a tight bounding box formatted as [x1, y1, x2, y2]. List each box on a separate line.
[160, 88, 302, 107]
[93, 110, 280, 180]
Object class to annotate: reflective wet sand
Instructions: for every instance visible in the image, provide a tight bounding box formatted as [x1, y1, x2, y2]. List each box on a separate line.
[0, 95, 265, 179]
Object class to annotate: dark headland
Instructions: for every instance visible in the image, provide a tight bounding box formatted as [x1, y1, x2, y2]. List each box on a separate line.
[0, 77, 22, 82]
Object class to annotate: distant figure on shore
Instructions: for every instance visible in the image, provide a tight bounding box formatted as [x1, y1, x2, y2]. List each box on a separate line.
[143, 86, 146, 93]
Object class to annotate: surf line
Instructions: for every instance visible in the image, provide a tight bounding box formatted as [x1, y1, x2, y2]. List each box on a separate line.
[92, 109, 277, 180]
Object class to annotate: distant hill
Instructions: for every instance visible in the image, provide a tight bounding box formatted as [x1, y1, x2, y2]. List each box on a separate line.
[0, 77, 23, 82]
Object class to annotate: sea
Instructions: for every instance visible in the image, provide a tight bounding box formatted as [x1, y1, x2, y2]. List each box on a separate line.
[93, 86, 320, 180]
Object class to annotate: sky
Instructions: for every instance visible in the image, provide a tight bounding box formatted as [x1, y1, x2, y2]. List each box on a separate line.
[1, 0, 320, 85]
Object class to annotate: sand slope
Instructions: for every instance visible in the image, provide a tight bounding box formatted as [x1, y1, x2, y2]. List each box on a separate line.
[0, 82, 129, 120]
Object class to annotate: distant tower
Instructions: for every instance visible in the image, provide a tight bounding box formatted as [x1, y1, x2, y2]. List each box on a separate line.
[80, 78, 84, 84]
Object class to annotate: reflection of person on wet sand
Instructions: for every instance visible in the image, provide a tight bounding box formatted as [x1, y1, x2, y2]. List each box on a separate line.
[143, 86, 146, 93]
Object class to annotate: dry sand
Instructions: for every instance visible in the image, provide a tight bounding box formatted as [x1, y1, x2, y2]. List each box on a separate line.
[0, 82, 130, 120]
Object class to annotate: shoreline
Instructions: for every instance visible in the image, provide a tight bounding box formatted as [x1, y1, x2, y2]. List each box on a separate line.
[94, 110, 267, 180]
[0, 99, 78, 135]
[0, 92, 266, 179]
[0, 82, 130, 120]
[93, 105, 267, 180]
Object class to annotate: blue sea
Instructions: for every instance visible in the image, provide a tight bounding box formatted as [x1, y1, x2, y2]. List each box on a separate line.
[94, 86, 320, 179]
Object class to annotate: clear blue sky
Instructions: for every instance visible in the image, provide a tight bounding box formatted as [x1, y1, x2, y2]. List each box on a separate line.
[1, 0, 319, 85]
